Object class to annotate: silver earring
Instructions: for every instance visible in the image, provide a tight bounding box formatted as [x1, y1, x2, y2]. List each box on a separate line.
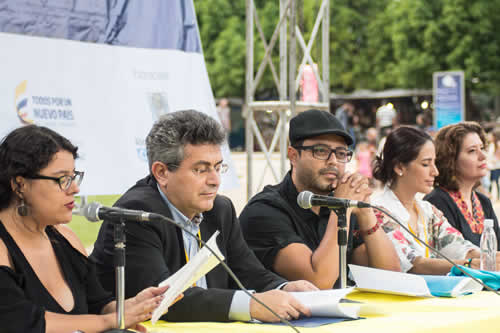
[17, 199, 30, 217]
[399, 172, 403, 176]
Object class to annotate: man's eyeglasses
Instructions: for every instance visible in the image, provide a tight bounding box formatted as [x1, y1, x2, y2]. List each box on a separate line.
[169, 163, 229, 176]
[27, 171, 84, 191]
[294, 145, 353, 163]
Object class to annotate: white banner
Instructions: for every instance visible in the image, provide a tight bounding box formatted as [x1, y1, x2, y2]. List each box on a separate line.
[0, 32, 239, 195]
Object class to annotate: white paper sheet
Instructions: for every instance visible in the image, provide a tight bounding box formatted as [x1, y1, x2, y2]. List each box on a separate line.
[289, 288, 359, 319]
[349, 264, 432, 297]
[151, 231, 224, 324]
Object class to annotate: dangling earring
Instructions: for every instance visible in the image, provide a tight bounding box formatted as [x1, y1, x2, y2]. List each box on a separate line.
[17, 198, 30, 217]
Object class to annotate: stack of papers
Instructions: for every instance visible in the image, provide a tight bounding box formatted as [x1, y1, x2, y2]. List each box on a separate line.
[349, 264, 483, 297]
[289, 288, 360, 319]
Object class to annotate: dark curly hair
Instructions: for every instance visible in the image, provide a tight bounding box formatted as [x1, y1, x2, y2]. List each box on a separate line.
[0, 125, 78, 210]
[434, 121, 486, 191]
[373, 126, 433, 185]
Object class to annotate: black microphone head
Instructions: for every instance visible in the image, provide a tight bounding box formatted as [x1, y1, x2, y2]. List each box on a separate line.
[297, 191, 313, 209]
[82, 202, 103, 222]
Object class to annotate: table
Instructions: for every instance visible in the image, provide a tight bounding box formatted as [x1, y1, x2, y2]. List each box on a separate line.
[143, 291, 500, 332]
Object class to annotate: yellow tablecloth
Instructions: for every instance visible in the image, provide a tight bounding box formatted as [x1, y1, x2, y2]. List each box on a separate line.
[144, 291, 500, 333]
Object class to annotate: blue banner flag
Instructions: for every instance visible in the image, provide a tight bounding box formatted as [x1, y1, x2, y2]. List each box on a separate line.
[0, 0, 201, 52]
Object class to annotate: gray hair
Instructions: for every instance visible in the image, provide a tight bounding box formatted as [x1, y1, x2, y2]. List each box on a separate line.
[146, 110, 226, 171]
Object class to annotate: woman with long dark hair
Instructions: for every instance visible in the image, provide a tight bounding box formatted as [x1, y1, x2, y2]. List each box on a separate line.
[372, 126, 483, 274]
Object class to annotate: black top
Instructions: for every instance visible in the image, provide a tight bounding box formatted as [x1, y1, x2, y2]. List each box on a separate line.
[239, 172, 363, 288]
[424, 187, 500, 248]
[0, 221, 113, 333]
[90, 175, 286, 322]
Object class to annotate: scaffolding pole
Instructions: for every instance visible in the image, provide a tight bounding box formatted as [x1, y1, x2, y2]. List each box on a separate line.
[244, 0, 330, 199]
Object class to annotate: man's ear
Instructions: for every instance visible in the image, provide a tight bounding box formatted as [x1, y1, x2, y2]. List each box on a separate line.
[288, 146, 299, 167]
[151, 161, 169, 187]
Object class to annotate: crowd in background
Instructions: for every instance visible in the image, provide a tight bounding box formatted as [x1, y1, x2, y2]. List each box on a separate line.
[330, 101, 500, 202]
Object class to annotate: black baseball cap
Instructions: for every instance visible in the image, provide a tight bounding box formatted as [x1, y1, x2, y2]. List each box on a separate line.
[289, 109, 353, 146]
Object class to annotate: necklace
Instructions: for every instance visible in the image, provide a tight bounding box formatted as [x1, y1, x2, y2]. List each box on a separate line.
[443, 188, 484, 234]
[407, 202, 429, 258]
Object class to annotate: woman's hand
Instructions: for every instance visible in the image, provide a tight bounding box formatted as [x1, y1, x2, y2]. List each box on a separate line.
[123, 285, 184, 330]
[466, 252, 500, 271]
[122, 285, 168, 330]
[468, 258, 480, 270]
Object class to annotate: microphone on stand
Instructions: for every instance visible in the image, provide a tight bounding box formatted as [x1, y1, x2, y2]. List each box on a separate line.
[80, 202, 303, 333]
[297, 190, 366, 288]
[82, 202, 163, 222]
[296, 191, 500, 295]
[297, 190, 371, 209]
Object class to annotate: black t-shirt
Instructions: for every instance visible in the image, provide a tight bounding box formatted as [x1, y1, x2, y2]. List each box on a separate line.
[239, 172, 363, 288]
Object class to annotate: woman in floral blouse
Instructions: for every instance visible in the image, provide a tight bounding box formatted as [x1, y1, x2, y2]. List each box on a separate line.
[424, 122, 500, 254]
[372, 126, 480, 274]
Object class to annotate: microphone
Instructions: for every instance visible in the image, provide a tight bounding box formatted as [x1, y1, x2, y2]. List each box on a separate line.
[81, 202, 163, 222]
[80, 201, 302, 332]
[297, 190, 371, 209]
[297, 191, 499, 295]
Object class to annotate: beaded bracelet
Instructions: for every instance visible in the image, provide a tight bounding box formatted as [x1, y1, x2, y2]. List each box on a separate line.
[359, 220, 383, 237]
[464, 258, 473, 268]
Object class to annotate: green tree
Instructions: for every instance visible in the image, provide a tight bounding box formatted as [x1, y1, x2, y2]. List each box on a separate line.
[195, 0, 245, 97]
[196, 0, 500, 105]
[210, 17, 246, 97]
[378, 0, 500, 118]
[328, 0, 389, 91]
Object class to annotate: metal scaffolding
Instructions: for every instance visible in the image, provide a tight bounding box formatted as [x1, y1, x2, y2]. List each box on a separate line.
[244, 0, 330, 199]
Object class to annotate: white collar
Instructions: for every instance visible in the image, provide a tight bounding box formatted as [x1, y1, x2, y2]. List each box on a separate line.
[371, 186, 433, 224]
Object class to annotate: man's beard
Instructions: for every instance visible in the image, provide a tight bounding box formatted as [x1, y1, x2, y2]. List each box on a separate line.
[296, 165, 340, 195]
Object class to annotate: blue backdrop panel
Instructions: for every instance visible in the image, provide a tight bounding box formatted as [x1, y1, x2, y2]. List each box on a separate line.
[0, 0, 200, 51]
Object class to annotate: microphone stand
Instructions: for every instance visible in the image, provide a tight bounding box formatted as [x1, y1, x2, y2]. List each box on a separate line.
[332, 207, 348, 289]
[104, 218, 134, 332]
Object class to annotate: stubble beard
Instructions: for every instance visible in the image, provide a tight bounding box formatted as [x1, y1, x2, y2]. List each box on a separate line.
[296, 166, 339, 195]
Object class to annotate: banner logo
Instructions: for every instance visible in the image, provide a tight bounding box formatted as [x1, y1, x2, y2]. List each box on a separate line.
[13, 80, 76, 125]
[14, 80, 34, 124]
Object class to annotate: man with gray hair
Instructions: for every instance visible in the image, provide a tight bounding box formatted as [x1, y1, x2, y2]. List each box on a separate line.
[91, 110, 315, 323]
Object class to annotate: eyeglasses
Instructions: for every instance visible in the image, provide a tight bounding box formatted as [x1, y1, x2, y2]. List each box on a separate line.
[27, 171, 84, 191]
[294, 145, 353, 163]
[169, 163, 229, 176]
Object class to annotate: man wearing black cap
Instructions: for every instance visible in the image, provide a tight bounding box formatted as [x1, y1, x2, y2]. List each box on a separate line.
[240, 110, 400, 289]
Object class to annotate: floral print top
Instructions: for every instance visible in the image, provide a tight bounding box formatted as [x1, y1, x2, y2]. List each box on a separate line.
[442, 188, 485, 234]
[371, 187, 478, 273]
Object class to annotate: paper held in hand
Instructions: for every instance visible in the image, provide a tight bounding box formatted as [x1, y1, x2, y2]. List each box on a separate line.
[289, 288, 360, 319]
[349, 264, 482, 297]
[151, 231, 224, 324]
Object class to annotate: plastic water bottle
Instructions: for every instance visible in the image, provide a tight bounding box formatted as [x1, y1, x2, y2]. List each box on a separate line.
[480, 219, 497, 271]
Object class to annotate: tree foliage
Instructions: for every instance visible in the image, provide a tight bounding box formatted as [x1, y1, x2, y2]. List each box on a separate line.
[195, 0, 500, 98]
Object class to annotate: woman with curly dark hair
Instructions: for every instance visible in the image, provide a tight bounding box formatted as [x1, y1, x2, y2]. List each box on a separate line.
[372, 126, 482, 274]
[424, 122, 500, 251]
[0, 125, 172, 332]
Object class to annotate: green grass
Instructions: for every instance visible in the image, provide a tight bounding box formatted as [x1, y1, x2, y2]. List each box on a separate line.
[68, 195, 120, 248]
